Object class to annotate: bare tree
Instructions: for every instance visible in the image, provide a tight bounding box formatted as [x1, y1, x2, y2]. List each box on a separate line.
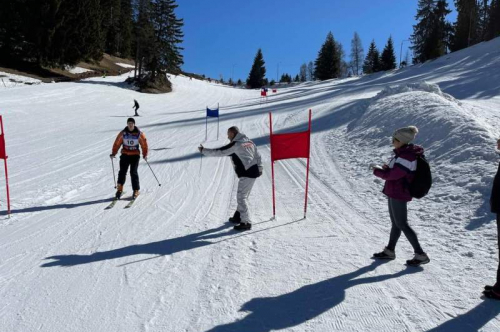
[299, 63, 307, 82]
[307, 61, 314, 81]
[349, 32, 364, 76]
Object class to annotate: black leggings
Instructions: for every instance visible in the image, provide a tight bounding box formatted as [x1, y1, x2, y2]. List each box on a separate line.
[497, 214, 500, 287]
[386, 198, 424, 254]
[118, 154, 140, 190]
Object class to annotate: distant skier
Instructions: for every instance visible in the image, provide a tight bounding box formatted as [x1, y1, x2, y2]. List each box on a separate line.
[484, 138, 500, 300]
[110, 118, 148, 199]
[198, 126, 263, 231]
[370, 126, 430, 266]
[133, 99, 140, 117]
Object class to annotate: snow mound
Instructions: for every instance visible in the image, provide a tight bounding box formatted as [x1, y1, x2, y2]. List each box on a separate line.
[116, 63, 135, 68]
[349, 82, 496, 222]
[373, 81, 459, 105]
[65, 66, 93, 74]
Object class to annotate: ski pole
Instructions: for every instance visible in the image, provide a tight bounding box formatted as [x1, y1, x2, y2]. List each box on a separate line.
[145, 159, 161, 186]
[110, 155, 117, 189]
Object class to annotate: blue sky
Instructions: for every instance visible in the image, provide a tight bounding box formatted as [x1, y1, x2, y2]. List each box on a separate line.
[177, 1, 457, 82]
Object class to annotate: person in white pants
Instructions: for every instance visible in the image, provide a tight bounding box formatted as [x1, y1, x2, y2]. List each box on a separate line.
[199, 126, 263, 231]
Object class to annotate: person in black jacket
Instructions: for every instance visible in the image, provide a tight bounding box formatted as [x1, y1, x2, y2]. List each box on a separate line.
[133, 99, 140, 117]
[485, 138, 500, 300]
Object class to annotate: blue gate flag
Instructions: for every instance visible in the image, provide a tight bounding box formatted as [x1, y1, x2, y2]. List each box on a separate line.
[207, 108, 219, 118]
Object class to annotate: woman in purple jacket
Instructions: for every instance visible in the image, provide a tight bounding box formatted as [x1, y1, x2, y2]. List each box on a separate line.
[371, 126, 430, 267]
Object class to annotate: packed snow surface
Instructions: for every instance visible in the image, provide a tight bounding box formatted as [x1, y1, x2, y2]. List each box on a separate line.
[0, 71, 41, 88]
[1, 37, 500, 332]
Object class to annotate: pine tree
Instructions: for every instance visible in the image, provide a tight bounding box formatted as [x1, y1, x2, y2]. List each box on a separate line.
[134, 0, 155, 78]
[314, 31, 341, 80]
[349, 32, 364, 76]
[486, 0, 500, 40]
[146, 0, 184, 78]
[412, 0, 452, 63]
[118, 0, 134, 57]
[246, 48, 266, 88]
[101, 0, 122, 55]
[380, 36, 397, 71]
[477, 0, 490, 40]
[451, 0, 481, 51]
[363, 40, 380, 74]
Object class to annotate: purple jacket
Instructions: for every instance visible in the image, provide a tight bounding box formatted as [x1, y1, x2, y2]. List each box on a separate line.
[374, 144, 424, 202]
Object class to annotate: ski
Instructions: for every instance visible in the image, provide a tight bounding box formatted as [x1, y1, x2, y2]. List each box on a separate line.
[124, 198, 136, 208]
[105, 199, 119, 210]
[105, 192, 126, 210]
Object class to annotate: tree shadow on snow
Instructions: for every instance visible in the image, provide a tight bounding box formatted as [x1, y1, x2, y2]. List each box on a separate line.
[205, 260, 422, 332]
[149, 99, 369, 166]
[41, 224, 232, 267]
[426, 299, 500, 331]
[0, 198, 114, 216]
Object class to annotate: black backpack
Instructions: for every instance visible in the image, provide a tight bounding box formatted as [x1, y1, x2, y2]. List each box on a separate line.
[409, 155, 432, 199]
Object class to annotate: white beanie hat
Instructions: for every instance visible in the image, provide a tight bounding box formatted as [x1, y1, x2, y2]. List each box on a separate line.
[393, 126, 418, 144]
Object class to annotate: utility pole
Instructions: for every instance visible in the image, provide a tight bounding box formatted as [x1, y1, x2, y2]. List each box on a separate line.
[276, 62, 281, 82]
[399, 40, 409, 68]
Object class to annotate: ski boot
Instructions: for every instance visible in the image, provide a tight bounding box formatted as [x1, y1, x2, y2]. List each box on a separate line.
[115, 184, 124, 199]
[133, 190, 140, 199]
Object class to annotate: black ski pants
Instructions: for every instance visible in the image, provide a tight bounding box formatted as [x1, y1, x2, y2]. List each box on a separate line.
[496, 214, 500, 290]
[118, 154, 140, 190]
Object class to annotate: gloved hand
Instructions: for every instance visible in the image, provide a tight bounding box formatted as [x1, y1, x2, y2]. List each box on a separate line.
[110, 154, 116, 158]
[143, 155, 148, 161]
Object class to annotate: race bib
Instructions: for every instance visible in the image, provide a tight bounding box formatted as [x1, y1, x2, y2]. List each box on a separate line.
[123, 132, 140, 151]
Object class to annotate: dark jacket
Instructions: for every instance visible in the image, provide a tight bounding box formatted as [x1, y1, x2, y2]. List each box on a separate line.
[491, 162, 500, 213]
[374, 144, 424, 202]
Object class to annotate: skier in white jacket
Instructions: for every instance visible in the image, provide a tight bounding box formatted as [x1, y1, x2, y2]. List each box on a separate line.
[199, 126, 263, 231]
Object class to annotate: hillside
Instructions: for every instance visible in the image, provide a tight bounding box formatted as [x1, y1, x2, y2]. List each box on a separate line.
[0, 37, 499, 332]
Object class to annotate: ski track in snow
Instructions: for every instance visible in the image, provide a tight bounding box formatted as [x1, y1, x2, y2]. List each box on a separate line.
[1, 38, 500, 331]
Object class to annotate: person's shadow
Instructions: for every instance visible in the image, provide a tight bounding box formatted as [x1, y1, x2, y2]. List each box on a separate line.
[206, 260, 422, 332]
[41, 224, 233, 267]
[426, 299, 500, 331]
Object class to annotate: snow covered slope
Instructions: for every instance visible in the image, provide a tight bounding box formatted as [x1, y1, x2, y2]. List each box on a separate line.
[1, 37, 500, 332]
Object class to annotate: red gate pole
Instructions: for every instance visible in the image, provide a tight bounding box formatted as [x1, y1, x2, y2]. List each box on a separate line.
[0, 116, 10, 217]
[269, 112, 276, 219]
[303, 109, 312, 219]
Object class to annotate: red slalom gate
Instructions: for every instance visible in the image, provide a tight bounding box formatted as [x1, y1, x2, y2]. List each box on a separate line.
[269, 109, 312, 219]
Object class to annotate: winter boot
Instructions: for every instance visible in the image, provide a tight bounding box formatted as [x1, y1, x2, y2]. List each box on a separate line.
[133, 190, 140, 199]
[115, 184, 124, 199]
[229, 211, 241, 223]
[484, 289, 500, 300]
[372, 247, 396, 260]
[234, 222, 251, 231]
[406, 253, 430, 266]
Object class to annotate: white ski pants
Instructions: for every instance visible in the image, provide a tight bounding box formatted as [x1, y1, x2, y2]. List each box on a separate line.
[237, 177, 256, 223]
